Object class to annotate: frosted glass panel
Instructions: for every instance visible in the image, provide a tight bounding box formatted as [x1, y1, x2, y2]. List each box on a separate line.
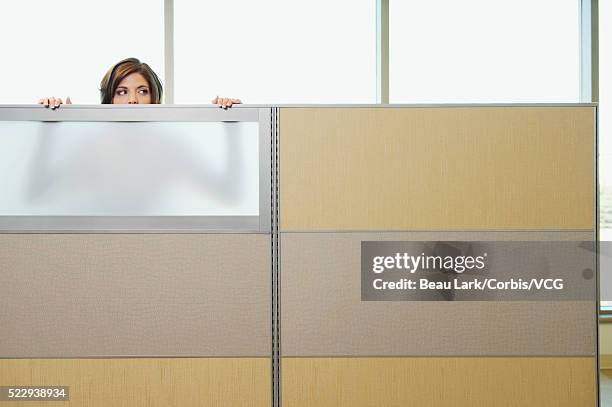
[389, 0, 580, 102]
[0, 122, 259, 216]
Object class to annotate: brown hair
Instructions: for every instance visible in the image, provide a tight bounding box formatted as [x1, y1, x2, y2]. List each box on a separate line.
[99, 58, 163, 104]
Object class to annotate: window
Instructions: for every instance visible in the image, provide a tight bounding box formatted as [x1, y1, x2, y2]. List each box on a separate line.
[174, 0, 376, 103]
[0, 0, 164, 104]
[389, 0, 580, 103]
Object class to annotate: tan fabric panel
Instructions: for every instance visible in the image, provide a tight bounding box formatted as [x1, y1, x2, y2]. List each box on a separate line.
[281, 232, 595, 356]
[279, 107, 595, 231]
[0, 357, 270, 407]
[0, 234, 270, 357]
[281, 357, 596, 407]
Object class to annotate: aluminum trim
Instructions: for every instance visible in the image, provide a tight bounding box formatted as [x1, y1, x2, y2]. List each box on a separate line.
[0, 103, 599, 109]
[259, 108, 272, 233]
[0, 105, 260, 121]
[0, 216, 262, 233]
[164, 0, 175, 104]
[595, 101, 601, 406]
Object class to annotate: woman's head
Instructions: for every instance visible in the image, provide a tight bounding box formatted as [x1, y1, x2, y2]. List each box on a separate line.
[99, 58, 163, 104]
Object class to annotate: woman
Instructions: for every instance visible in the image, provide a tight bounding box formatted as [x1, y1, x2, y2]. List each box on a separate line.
[39, 57, 241, 109]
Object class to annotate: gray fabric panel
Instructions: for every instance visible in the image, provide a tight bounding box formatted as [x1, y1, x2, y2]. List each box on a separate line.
[0, 234, 270, 357]
[281, 231, 596, 357]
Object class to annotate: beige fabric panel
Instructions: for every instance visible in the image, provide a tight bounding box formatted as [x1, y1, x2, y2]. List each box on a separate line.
[281, 232, 595, 356]
[279, 107, 595, 231]
[0, 357, 270, 407]
[0, 234, 270, 357]
[281, 357, 596, 407]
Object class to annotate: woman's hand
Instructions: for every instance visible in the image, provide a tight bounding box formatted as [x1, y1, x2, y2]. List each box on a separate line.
[38, 96, 72, 110]
[212, 96, 241, 109]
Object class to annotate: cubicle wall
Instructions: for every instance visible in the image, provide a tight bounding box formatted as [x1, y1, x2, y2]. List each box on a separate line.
[0, 105, 598, 406]
[0, 106, 273, 407]
[279, 107, 597, 407]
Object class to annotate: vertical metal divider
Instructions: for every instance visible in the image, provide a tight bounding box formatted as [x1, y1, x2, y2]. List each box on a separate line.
[163, 0, 175, 104]
[579, 0, 598, 103]
[595, 104, 601, 407]
[376, 0, 390, 104]
[271, 107, 281, 407]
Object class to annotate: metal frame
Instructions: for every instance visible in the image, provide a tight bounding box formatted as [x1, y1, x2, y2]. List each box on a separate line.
[595, 104, 601, 407]
[580, 0, 598, 103]
[270, 108, 281, 407]
[0, 106, 271, 233]
[164, 0, 175, 104]
[0, 104, 260, 122]
[582, 2, 604, 403]
[376, 0, 389, 104]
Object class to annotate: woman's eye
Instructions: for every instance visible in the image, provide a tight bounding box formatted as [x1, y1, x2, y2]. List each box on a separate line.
[116, 90, 126, 96]
[139, 89, 149, 95]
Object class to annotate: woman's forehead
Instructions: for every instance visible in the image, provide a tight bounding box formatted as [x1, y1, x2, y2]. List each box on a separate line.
[117, 72, 149, 87]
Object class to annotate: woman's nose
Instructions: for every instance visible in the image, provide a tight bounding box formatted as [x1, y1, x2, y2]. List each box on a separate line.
[128, 92, 138, 104]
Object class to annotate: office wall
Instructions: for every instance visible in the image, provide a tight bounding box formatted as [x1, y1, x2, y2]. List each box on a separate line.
[279, 106, 596, 407]
[0, 234, 271, 406]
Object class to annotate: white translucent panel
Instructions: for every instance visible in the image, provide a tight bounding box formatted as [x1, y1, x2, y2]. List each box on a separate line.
[174, 0, 376, 103]
[0, 122, 259, 216]
[389, 0, 580, 103]
[0, 1, 164, 104]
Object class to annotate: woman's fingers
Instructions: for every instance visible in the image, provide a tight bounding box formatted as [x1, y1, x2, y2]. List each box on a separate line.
[49, 97, 59, 109]
[226, 98, 238, 108]
[213, 96, 242, 109]
[213, 96, 227, 109]
[38, 96, 70, 109]
[225, 98, 242, 109]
